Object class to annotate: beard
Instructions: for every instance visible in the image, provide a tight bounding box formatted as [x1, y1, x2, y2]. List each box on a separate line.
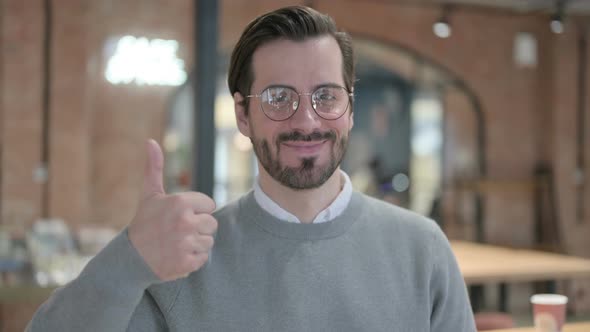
[251, 130, 349, 190]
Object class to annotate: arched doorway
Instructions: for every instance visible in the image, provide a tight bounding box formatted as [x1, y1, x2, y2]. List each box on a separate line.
[352, 37, 486, 241]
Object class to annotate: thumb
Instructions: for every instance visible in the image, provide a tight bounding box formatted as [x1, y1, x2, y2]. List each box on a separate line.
[143, 139, 165, 196]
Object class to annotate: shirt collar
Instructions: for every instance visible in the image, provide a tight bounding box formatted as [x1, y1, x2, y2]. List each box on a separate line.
[253, 170, 353, 224]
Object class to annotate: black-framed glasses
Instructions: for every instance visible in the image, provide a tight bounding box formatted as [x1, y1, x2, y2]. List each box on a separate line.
[246, 85, 353, 121]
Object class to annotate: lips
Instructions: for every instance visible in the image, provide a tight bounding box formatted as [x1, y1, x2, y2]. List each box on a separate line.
[282, 140, 327, 154]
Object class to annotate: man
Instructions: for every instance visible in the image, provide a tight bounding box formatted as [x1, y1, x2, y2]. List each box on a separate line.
[27, 6, 476, 331]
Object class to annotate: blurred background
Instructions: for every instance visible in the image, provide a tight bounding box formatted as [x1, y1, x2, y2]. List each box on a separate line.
[1, 0, 589, 331]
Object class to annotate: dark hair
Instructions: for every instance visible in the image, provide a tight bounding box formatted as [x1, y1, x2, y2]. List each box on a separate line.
[228, 6, 355, 114]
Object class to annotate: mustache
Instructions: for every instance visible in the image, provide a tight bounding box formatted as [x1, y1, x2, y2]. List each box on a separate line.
[277, 131, 336, 143]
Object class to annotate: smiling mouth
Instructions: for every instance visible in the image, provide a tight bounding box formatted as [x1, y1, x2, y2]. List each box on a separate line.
[282, 140, 327, 153]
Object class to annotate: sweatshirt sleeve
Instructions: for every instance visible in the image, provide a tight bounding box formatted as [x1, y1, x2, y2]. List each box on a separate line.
[26, 229, 162, 332]
[428, 225, 477, 332]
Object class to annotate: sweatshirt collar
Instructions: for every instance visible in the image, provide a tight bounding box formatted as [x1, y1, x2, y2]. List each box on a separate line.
[253, 170, 353, 224]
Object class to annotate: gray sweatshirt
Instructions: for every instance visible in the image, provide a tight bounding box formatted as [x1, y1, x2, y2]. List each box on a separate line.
[27, 191, 476, 331]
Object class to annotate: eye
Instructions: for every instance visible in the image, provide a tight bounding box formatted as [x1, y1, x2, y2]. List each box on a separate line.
[265, 88, 292, 107]
[274, 94, 289, 103]
[314, 88, 337, 103]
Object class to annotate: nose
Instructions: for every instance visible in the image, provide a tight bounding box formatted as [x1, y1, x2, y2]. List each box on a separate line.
[288, 94, 322, 132]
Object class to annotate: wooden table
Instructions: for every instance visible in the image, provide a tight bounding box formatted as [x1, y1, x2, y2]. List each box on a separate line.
[451, 241, 590, 285]
[451, 241, 590, 311]
[485, 321, 590, 332]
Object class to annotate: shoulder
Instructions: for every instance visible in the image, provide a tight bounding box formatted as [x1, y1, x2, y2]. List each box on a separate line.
[353, 192, 452, 262]
[355, 192, 459, 274]
[355, 191, 442, 238]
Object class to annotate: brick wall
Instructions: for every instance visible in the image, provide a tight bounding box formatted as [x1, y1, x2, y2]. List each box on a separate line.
[1, 0, 195, 330]
[1, 0, 44, 233]
[1, 0, 589, 330]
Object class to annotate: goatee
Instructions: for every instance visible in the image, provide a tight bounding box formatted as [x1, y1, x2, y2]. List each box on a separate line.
[251, 130, 348, 190]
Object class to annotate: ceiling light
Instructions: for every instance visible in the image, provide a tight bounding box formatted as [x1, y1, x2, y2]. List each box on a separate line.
[550, 0, 566, 34]
[433, 21, 451, 38]
[433, 5, 452, 39]
[550, 14, 564, 34]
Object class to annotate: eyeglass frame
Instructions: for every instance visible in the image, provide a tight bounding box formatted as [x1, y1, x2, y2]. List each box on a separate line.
[245, 84, 354, 122]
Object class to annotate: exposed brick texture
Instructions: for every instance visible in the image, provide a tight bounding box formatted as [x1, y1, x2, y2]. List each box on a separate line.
[1, 0, 589, 330]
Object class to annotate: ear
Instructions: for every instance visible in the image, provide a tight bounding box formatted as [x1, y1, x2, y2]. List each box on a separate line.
[348, 90, 354, 131]
[234, 92, 251, 137]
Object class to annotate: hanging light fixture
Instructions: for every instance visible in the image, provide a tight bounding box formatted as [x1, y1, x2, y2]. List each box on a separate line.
[550, 14, 564, 34]
[550, 0, 566, 34]
[433, 5, 452, 39]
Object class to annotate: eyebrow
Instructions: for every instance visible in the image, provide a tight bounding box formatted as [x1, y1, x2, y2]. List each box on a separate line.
[260, 82, 344, 93]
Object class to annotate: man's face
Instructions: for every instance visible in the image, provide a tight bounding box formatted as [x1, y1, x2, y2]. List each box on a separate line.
[234, 35, 353, 190]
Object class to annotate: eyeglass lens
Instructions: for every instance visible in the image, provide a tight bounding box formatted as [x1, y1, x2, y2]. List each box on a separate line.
[260, 86, 349, 120]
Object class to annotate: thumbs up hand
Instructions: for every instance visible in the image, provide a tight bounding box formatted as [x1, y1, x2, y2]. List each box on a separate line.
[128, 139, 217, 282]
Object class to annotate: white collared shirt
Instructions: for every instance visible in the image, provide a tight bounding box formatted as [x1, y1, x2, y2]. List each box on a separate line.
[253, 170, 353, 224]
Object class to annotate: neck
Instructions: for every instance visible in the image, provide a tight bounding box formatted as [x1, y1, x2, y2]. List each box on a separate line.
[258, 166, 343, 224]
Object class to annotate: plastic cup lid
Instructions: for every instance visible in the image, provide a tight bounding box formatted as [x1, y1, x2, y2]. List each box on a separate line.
[530, 294, 568, 305]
